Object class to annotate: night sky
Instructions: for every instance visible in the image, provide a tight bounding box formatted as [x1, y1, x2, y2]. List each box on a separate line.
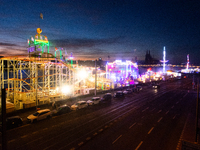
[1, 0, 200, 65]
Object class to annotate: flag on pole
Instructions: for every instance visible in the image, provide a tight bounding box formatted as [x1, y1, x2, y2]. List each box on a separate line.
[40, 13, 43, 19]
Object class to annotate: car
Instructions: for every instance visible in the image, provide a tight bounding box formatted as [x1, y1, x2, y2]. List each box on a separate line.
[53, 105, 71, 115]
[71, 101, 88, 110]
[123, 90, 128, 94]
[126, 89, 132, 94]
[152, 84, 160, 89]
[3, 116, 23, 129]
[132, 85, 137, 92]
[87, 97, 101, 105]
[101, 93, 112, 103]
[27, 109, 52, 123]
[114, 91, 125, 98]
[136, 85, 142, 91]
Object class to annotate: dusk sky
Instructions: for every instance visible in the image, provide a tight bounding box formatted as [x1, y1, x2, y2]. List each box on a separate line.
[1, 0, 200, 64]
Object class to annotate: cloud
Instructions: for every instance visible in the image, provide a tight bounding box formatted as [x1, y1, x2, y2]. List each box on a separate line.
[51, 37, 123, 49]
[0, 42, 18, 46]
[0, 41, 27, 56]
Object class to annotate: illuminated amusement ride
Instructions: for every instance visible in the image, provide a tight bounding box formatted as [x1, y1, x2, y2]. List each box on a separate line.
[0, 28, 139, 111]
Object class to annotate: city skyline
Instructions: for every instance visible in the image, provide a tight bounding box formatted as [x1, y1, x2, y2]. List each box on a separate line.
[0, 0, 200, 64]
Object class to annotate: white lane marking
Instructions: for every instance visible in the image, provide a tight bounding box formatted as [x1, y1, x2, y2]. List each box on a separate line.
[165, 110, 169, 114]
[142, 107, 149, 112]
[8, 139, 15, 143]
[171, 105, 174, 109]
[148, 127, 154, 134]
[173, 115, 177, 119]
[86, 137, 91, 141]
[183, 93, 187, 98]
[176, 101, 179, 104]
[129, 123, 136, 129]
[133, 107, 137, 109]
[99, 129, 103, 132]
[157, 117, 163, 123]
[135, 141, 143, 150]
[157, 110, 162, 113]
[93, 132, 97, 136]
[110, 109, 117, 112]
[112, 135, 122, 144]
[32, 131, 38, 134]
[21, 135, 28, 138]
[78, 142, 84, 146]
[151, 108, 155, 111]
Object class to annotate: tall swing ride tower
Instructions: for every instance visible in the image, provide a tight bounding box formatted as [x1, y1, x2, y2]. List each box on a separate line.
[160, 46, 168, 74]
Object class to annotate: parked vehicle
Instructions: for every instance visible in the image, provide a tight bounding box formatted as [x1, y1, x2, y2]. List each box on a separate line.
[152, 84, 160, 89]
[87, 97, 101, 105]
[133, 85, 142, 92]
[123, 90, 128, 94]
[53, 105, 71, 115]
[4, 116, 23, 129]
[114, 91, 125, 98]
[71, 101, 88, 110]
[132, 86, 137, 92]
[125, 89, 132, 94]
[136, 85, 142, 91]
[101, 93, 112, 103]
[27, 109, 52, 123]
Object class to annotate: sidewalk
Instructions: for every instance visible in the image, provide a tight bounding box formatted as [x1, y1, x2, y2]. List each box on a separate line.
[178, 113, 200, 150]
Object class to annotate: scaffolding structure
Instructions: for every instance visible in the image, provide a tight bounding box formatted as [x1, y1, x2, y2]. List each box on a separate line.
[0, 56, 113, 110]
[0, 28, 113, 110]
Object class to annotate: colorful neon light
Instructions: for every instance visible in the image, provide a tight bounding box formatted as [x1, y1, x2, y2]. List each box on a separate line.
[55, 47, 63, 59]
[28, 28, 50, 54]
[106, 60, 138, 85]
[186, 54, 189, 70]
[160, 46, 168, 73]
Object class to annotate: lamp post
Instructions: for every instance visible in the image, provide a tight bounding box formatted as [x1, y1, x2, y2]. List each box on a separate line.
[95, 59, 97, 96]
[195, 76, 199, 142]
[1, 88, 7, 150]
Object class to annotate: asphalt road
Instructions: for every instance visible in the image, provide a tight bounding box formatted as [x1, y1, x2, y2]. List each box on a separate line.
[0, 78, 195, 150]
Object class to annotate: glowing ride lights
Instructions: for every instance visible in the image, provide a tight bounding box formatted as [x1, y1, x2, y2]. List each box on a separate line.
[186, 54, 189, 70]
[181, 54, 196, 73]
[61, 85, 72, 95]
[27, 28, 50, 55]
[55, 85, 72, 95]
[160, 46, 168, 74]
[77, 68, 89, 80]
[55, 47, 63, 60]
[106, 60, 138, 86]
[69, 52, 74, 67]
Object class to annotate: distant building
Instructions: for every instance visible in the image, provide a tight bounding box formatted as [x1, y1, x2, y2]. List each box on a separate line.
[145, 50, 159, 64]
[78, 59, 106, 70]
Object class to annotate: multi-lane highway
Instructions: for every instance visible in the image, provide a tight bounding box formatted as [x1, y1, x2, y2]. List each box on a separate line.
[0, 78, 195, 150]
